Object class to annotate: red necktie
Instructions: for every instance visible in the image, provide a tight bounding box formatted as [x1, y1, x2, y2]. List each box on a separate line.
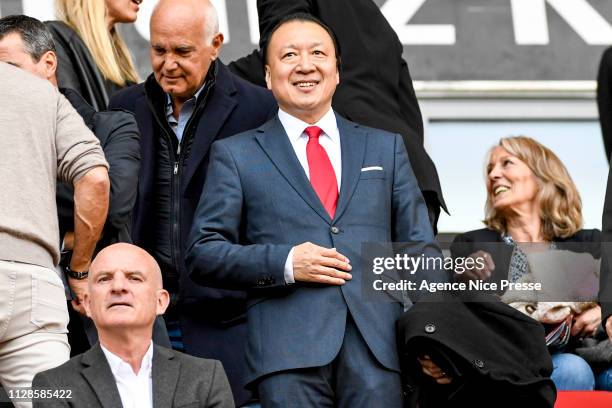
[305, 126, 338, 218]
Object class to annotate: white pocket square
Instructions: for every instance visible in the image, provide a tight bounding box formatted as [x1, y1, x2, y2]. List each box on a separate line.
[361, 166, 383, 172]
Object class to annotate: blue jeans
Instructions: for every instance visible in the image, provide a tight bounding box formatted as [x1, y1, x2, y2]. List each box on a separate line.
[551, 353, 595, 390]
[596, 367, 612, 391]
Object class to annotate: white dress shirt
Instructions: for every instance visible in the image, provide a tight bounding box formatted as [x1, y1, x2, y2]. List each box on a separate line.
[278, 108, 342, 284]
[101, 342, 154, 408]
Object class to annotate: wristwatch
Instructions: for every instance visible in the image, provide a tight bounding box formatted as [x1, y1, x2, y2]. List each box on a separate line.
[64, 265, 89, 280]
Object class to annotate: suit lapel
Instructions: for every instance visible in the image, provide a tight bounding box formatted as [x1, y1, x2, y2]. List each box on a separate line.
[181, 65, 238, 191]
[255, 117, 332, 224]
[152, 346, 180, 408]
[81, 344, 124, 408]
[334, 115, 366, 222]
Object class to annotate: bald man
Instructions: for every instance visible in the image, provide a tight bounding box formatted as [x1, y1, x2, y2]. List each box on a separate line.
[32, 244, 234, 408]
[109, 3, 275, 403]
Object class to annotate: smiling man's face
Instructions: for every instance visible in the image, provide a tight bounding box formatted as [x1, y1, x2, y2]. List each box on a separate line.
[265, 20, 339, 124]
[85, 244, 168, 331]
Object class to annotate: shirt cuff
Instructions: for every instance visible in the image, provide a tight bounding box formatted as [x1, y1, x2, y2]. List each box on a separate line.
[284, 247, 295, 284]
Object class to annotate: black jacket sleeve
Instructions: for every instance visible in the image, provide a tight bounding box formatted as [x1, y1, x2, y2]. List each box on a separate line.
[94, 109, 141, 231]
[227, 50, 266, 86]
[56, 107, 140, 245]
[597, 47, 612, 161]
[399, 58, 424, 145]
[600, 162, 612, 323]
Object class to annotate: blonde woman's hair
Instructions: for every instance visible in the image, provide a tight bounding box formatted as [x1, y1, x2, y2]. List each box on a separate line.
[484, 136, 582, 240]
[56, 0, 139, 86]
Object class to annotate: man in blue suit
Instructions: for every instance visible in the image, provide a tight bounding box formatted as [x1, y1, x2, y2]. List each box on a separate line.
[109, 0, 276, 405]
[186, 13, 445, 407]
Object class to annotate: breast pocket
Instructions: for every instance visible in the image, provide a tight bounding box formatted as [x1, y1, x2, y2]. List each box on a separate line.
[359, 169, 386, 180]
[352, 169, 390, 225]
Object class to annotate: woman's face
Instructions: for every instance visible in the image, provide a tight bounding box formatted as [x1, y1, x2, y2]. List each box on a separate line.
[487, 146, 539, 212]
[105, 0, 142, 26]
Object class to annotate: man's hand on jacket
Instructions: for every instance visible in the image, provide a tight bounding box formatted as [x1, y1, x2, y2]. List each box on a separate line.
[292, 242, 352, 285]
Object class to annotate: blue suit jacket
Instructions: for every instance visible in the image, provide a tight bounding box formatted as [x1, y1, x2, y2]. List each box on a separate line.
[186, 113, 444, 385]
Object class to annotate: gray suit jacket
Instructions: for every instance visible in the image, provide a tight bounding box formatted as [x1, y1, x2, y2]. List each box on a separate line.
[32, 344, 234, 408]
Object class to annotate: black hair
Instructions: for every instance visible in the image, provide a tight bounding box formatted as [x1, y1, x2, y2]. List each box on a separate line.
[0, 15, 55, 61]
[260, 12, 342, 72]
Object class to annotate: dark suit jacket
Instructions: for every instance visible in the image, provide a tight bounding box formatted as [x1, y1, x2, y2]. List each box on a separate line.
[228, 0, 447, 226]
[109, 62, 276, 405]
[32, 344, 234, 408]
[186, 113, 446, 386]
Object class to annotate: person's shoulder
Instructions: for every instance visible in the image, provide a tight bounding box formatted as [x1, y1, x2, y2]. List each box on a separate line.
[562, 228, 601, 243]
[111, 82, 146, 102]
[95, 108, 137, 126]
[109, 82, 147, 112]
[601, 47, 612, 66]
[453, 228, 501, 243]
[0, 63, 57, 99]
[156, 347, 222, 373]
[93, 108, 138, 141]
[220, 117, 276, 145]
[337, 115, 397, 140]
[45, 20, 79, 41]
[33, 353, 84, 382]
[218, 61, 274, 102]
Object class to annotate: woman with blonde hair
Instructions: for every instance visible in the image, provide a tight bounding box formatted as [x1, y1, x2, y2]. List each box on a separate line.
[451, 136, 612, 391]
[46, 0, 141, 110]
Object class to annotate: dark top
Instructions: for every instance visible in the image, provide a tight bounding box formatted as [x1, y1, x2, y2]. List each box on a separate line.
[228, 0, 447, 228]
[601, 163, 612, 323]
[451, 228, 601, 292]
[56, 88, 140, 250]
[46, 21, 129, 110]
[597, 47, 612, 161]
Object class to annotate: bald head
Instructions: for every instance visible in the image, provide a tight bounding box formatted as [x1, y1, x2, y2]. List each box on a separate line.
[86, 243, 169, 334]
[151, 0, 219, 42]
[149, 0, 223, 103]
[90, 243, 163, 289]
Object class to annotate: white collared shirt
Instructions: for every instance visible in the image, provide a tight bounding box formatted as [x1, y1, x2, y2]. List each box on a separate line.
[277, 107, 342, 189]
[278, 108, 342, 284]
[101, 342, 154, 408]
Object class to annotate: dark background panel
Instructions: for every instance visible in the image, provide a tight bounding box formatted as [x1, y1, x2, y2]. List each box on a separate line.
[1, 0, 612, 81]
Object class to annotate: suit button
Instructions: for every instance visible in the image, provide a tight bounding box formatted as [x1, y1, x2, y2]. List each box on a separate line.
[330, 226, 340, 234]
[474, 359, 485, 368]
[424, 323, 436, 334]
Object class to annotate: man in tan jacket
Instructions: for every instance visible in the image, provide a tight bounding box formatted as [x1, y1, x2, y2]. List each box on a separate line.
[0, 61, 109, 407]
